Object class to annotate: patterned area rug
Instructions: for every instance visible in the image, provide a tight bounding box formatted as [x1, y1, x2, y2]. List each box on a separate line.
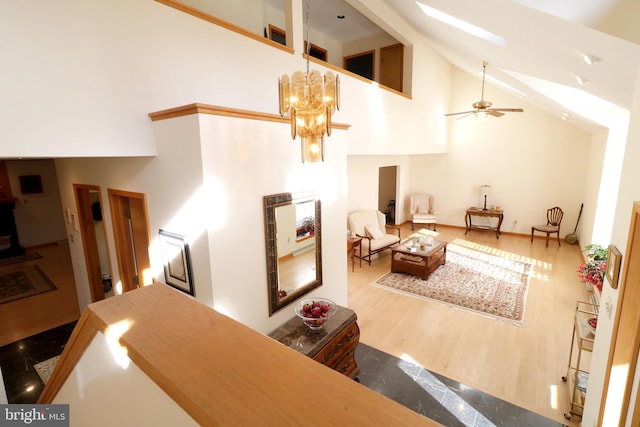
[0, 265, 57, 305]
[34, 355, 60, 385]
[373, 244, 532, 325]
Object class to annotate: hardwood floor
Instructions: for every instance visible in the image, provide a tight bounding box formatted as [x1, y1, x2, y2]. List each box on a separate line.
[0, 243, 80, 348]
[348, 223, 591, 425]
[0, 228, 589, 424]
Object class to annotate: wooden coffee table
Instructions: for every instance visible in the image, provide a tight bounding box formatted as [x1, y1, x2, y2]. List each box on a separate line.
[391, 237, 447, 280]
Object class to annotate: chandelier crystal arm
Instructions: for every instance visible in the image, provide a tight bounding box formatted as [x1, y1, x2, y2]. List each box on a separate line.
[276, 0, 340, 163]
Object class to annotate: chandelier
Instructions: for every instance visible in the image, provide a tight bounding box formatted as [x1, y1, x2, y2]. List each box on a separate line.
[278, 0, 340, 163]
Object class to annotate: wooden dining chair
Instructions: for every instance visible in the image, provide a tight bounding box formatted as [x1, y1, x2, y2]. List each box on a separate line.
[531, 206, 564, 247]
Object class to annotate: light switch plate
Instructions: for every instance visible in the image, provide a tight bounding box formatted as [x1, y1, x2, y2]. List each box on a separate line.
[605, 296, 613, 319]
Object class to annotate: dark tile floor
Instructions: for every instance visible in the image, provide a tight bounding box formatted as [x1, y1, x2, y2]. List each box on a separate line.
[0, 323, 566, 426]
[355, 342, 567, 427]
[0, 321, 76, 404]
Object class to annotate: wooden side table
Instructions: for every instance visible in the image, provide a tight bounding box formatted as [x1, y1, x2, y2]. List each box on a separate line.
[269, 305, 360, 379]
[347, 236, 362, 271]
[465, 207, 504, 238]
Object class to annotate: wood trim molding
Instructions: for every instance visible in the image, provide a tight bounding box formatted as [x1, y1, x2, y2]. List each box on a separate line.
[598, 201, 640, 425]
[314, 55, 411, 100]
[38, 283, 438, 426]
[148, 103, 350, 131]
[37, 311, 99, 403]
[155, 0, 293, 54]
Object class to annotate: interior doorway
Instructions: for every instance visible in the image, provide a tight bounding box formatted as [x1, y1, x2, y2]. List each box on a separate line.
[380, 43, 404, 92]
[378, 166, 398, 224]
[107, 189, 152, 293]
[73, 184, 112, 302]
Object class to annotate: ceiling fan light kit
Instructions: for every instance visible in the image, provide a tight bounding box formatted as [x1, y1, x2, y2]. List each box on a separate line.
[445, 61, 524, 119]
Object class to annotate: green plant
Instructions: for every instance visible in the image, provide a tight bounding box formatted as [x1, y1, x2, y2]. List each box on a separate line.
[577, 244, 608, 291]
[584, 244, 608, 261]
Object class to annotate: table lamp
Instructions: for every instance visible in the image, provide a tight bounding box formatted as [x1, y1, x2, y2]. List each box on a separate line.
[481, 185, 491, 211]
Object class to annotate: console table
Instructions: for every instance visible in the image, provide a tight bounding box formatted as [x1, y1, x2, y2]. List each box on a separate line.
[269, 305, 360, 379]
[465, 207, 504, 239]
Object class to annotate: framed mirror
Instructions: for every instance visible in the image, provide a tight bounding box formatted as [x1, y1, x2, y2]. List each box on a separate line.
[264, 192, 322, 315]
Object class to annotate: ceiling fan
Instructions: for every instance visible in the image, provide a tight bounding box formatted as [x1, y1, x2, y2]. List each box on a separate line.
[445, 61, 524, 119]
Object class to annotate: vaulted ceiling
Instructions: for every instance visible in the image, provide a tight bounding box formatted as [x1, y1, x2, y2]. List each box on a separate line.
[304, 0, 640, 132]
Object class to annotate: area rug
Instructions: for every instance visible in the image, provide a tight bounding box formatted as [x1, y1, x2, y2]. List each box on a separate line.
[0, 252, 42, 267]
[0, 265, 57, 305]
[34, 355, 60, 385]
[373, 244, 532, 325]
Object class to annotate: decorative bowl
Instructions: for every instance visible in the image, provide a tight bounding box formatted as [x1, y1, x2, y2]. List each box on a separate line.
[587, 317, 597, 335]
[294, 298, 337, 331]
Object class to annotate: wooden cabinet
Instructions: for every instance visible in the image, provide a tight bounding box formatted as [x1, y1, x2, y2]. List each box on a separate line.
[269, 305, 360, 379]
[562, 301, 597, 420]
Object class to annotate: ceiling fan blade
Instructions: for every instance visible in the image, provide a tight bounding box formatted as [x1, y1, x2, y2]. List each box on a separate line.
[487, 110, 504, 117]
[489, 108, 524, 113]
[445, 110, 476, 117]
[456, 113, 475, 120]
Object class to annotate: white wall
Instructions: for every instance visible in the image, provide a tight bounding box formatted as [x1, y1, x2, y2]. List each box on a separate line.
[1, 0, 446, 159]
[54, 111, 348, 334]
[346, 155, 412, 222]
[182, 0, 267, 36]
[347, 67, 593, 236]
[578, 130, 609, 249]
[343, 42, 452, 155]
[409, 67, 591, 235]
[197, 114, 348, 332]
[6, 160, 67, 247]
[55, 113, 210, 311]
[582, 62, 640, 427]
[54, 331, 198, 426]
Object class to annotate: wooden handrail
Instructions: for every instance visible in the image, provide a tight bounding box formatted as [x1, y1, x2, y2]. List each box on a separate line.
[148, 103, 350, 131]
[38, 283, 437, 426]
[154, 0, 293, 54]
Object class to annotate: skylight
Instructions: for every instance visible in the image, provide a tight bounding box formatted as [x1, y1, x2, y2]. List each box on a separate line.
[415, 2, 507, 47]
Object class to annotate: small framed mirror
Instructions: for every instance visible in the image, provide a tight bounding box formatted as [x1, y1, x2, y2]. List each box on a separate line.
[264, 192, 322, 316]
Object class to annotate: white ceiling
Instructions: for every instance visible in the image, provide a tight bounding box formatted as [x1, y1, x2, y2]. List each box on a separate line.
[301, 0, 640, 132]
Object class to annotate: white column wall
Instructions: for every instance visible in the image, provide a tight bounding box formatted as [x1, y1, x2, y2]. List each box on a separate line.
[197, 114, 348, 332]
[582, 60, 640, 427]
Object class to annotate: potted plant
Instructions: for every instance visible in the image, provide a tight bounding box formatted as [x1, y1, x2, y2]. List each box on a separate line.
[577, 244, 608, 291]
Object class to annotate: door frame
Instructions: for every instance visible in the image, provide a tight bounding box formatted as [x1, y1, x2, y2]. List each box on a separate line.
[73, 184, 112, 302]
[379, 43, 404, 93]
[378, 165, 398, 224]
[107, 189, 152, 293]
[599, 201, 640, 425]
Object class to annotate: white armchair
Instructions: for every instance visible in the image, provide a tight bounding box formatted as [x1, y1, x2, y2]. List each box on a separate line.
[409, 193, 437, 231]
[347, 210, 401, 265]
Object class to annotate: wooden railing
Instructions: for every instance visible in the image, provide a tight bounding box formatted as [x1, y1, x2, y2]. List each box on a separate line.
[38, 283, 438, 426]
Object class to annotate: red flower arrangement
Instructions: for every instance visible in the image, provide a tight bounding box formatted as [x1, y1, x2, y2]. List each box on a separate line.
[577, 244, 608, 291]
[577, 261, 606, 291]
